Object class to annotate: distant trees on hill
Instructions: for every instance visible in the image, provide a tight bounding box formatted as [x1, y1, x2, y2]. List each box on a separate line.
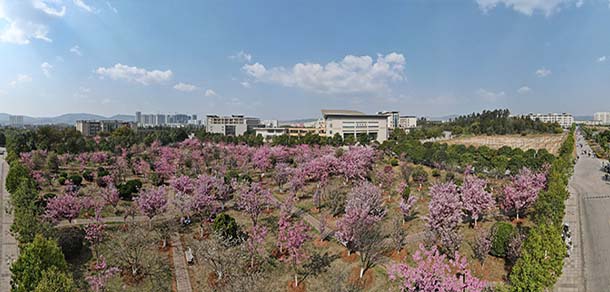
[406, 109, 563, 139]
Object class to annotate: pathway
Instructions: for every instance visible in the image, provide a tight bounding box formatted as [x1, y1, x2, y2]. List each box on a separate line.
[171, 234, 193, 292]
[0, 151, 18, 292]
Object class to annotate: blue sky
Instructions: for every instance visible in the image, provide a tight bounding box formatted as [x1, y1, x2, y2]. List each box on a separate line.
[1, 0, 610, 120]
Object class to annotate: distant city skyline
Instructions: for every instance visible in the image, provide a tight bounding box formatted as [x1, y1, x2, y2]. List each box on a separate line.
[2, 0, 610, 119]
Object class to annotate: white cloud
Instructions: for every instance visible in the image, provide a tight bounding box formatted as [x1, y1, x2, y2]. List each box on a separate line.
[597, 56, 607, 63]
[41, 62, 53, 77]
[0, 19, 52, 44]
[535, 67, 551, 77]
[9, 74, 32, 87]
[106, 1, 117, 13]
[229, 51, 252, 62]
[476, 0, 582, 16]
[240, 81, 251, 88]
[73, 0, 93, 12]
[242, 52, 406, 94]
[517, 86, 531, 94]
[476, 88, 506, 101]
[32, 0, 66, 17]
[96, 63, 173, 85]
[173, 82, 197, 92]
[204, 89, 217, 97]
[70, 45, 82, 56]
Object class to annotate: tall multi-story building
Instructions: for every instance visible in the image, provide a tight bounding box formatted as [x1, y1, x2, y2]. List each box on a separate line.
[378, 111, 400, 129]
[8, 115, 24, 127]
[321, 110, 389, 143]
[593, 112, 610, 125]
[135, 112, 199, 127]
[398, 116, 417, 129]
[206, 115, 261, 136]
[76, 120, 136, 137]
[527, 113, 574, 128]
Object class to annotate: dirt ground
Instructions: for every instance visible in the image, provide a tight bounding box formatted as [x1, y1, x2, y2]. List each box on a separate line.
[443, 133, 567, 154]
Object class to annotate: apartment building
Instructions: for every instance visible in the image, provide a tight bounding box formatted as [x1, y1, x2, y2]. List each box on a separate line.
[321, 110, 389, 143]
[593, 112, 610, 125]
[206, 115, 261, 136]
[8, 115, 24, 127]
[398, 116, 417, 129]
[135, 112, 198, 127]
[527, 113, 574, 128]
[76, 120, 136, 137]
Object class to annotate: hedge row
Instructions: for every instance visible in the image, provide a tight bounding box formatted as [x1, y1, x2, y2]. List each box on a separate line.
[508, 128, 575, 291]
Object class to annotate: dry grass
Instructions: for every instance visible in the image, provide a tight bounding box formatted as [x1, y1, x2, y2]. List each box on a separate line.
[443, 133, 567, 155]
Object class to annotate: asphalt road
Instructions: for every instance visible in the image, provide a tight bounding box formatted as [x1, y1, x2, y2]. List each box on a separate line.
[574, 133, 610, 291]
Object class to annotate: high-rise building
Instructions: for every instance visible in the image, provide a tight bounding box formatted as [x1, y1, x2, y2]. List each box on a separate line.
[8, 115, 24, 127]
[593, 112, 610, 125]
[135, 112, 199, 127]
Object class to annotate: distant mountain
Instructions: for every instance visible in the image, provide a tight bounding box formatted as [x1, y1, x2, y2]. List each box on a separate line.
[0, 113, 135, 125]
[279, 118, 317, 126]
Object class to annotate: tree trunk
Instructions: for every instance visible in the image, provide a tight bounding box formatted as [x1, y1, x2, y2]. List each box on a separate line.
[359, 267, 365, 279]
[294, 274, 298, 288]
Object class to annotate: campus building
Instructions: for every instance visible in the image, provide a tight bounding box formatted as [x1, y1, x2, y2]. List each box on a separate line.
[206, 115, 261, 136]
[527, 113, 574, 128]
[321, 109, 389, 143]
[593, 112, 610, 125]
[398, 116, 417, 129]
[378, 111, 400, 129]
[75, 120, 136, 137]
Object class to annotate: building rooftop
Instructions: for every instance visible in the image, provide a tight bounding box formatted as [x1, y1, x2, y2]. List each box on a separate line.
[321, 109, 365, 116]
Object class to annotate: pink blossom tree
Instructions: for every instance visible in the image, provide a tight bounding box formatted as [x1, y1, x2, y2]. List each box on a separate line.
[336, 181, 386, 255]
[99, 180, 120, 211]
[399, 195, 417, 222]
[426, 182, 462, 231]
[461, 174, 494, 227]
[237, 182, 273, 227]
[246, 224, 268, 269]
[278, 219, 311, 288]
[85, 213, 105, 258]
[273, 162, 291, 192]
[44, 192, 84, 223]
[338, 147, 377, 182]
[86, 256, 120, 292]
[501, 167, 546, 219]
[135, 186, 168, 227]
[374, 165, 395, 193]
[389, 244, 487, 292]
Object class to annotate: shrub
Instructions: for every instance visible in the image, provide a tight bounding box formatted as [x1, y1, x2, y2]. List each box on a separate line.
[445, 172, 456, 182]
[212, 213, 240, 242]
[35, 193, 56, 209]
[6, 162, 29, 194]
[82, 170, 94, 182]
[96, 167, 109, 178]
[431, 169, 441, 178]
[67, 175, 82, 186]
[117, 179, 142, 200]
[149, 172, 164, 186]
[54, 227, 85, 260]
[59, 172, 68, 179]
[58, 177, 66, 185]
[390, 158, 399, 167]
[490, 222, 514, 257]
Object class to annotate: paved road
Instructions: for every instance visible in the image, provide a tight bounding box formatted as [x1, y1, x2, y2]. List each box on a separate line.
[571, 132, 610, 292]
[0, 150, 18, 292]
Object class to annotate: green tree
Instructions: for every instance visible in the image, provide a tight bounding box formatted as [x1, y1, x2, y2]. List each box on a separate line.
[10, 235, 68, 292]
[509, 224, 565, 291]
[33, 267, 77, 292]
[6, 162, 29, 194]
